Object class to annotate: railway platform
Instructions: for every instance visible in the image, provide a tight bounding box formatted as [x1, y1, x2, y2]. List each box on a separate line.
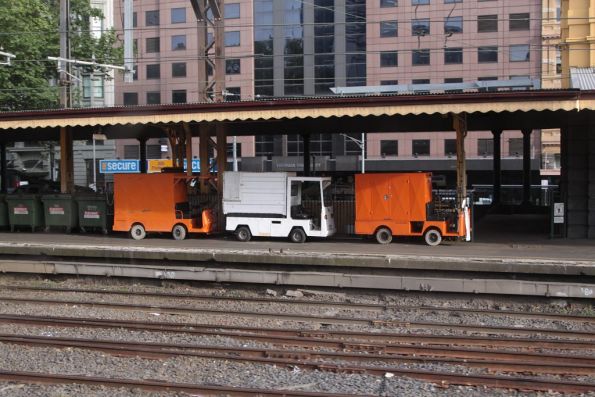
[0, 214, 593, 298]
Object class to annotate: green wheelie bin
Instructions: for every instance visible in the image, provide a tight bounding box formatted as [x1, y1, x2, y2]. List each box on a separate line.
[0, 194, 7, 230]
[76, 194, 111, 234]
[6, 194, 44, 232]
[42, 194, 78, 233]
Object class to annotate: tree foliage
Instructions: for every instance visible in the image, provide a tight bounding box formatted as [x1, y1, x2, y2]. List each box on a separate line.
[0, 0, 122, 111]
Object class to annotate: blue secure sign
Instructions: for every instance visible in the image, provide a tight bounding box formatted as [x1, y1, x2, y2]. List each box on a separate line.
[99, 160, 140, 174]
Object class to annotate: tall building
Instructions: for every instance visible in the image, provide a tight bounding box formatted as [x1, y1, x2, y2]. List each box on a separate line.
[113, 0, 543, 186]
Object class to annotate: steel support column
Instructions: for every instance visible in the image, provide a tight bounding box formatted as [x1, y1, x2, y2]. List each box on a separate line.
[138, 137, 147, 173]
[492, 129, 502, 205]
[199, 126, 210, 193]
[59, 127, 74, 193]
[453, 113, 467, 206]
[216, 125, 226, 193]
[302, 134, 311, 176]
[183, 124, 193, 177]
[0, 143, 7, 194]
[522, 129, 532, 204]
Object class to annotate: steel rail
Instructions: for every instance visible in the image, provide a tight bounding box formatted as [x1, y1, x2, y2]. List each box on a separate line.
[0, 362, 592, 394]
[4, 285, 594, 323]
[0, 313, 593, 353]
[0, 296, 592, 340]
[0, 370, 354, 397]
[1, 333, 594, 377]
[0, 315, 593, 368]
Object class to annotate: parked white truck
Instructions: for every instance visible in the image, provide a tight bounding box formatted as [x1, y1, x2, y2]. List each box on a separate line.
[223, 172, 336, 243]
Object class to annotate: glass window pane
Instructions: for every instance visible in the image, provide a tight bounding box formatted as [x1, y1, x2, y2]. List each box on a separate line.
[412, 19, 430, 36]
[123, 92, 138, 106]
[412, 0, 429, 5]
[380, 140, 398, 156]
[225, 3, 241, 19]
[509, 44, 530, 62]
[444, 139, 456, 155]
[380, 51, 398, 67]
[412, 49, 430, 65]
[478, 46, 498, 63]
[146, 64, 160, 79]
[509, 13, 530, 30]
[171, 8, 186, 24]
[444, 16, 463, 34]
[380, 21, 398, 37]
[146, 37, 160, 53]
[444, 48, 463, 64]
[146, 92, 161, 105]
[381, 0, 397, 6]
[172, 62, 186, 77]
[226, 59, 241, 74]
[172, 90, 187, 104]
[171, 35, 186, 50]
[146, 10, 159, 26]
[412, 140, 430, 156]
[477, 139, 493, 156]
[477, 15, 498, 32]
[225, 87, 241, 101]
[225, 31, 241, 47]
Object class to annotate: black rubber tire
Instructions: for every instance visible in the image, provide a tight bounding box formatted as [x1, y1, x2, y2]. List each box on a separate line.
[289, 228, 306, 243]
[375, 227, 393, 244]
[130, 224, 146, 240]
[235, 226, 251, 242]
[172, 224, 187, 240]
[424, 229, 442, 246]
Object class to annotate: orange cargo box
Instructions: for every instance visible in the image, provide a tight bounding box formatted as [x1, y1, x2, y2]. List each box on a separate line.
[355, 172, 467, 245]
[112, 173, 214, 240]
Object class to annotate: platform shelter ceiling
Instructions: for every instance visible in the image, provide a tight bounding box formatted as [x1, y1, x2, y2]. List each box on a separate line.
[0, 89, 593, 143]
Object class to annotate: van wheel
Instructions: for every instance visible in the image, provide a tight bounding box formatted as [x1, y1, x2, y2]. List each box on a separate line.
[375, 227, 392, 244]
[130, 224, 146, 240]
[235, 226, 251, 242]
[424, 229, 442, 246]
[172, 224, 187, 240]
[289, 228, 306, 243]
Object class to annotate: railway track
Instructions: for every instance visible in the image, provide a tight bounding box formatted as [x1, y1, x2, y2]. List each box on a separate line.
[1, 313, 592, 353]
[0, 291, 592, 393]
[0, 333, 594, 393]
[0, 295, 592, 340]
[0, 370, 351, 397]
[3, 285, 594, 324]
[0, 333, 594, 377]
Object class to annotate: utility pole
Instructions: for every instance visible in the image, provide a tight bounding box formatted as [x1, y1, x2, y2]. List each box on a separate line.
[59, 0, 70, 108]
[123, 0, 134, 82]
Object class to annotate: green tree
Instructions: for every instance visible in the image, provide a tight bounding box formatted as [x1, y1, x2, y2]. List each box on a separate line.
[0, 0, 122, 111]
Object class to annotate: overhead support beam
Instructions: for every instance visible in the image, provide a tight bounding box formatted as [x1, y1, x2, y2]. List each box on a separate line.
[138, 137, 147, 174]
[59, 126, 74, 194]
[302, 134, 311, 176]
[522, 129, 532, 205]
[0, 143, 7, 194]
[492, 129, 502, 205]
[453, 113, 468, 207]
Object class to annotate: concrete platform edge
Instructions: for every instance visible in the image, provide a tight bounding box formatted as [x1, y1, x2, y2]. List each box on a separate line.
[0, 242, 594, 276]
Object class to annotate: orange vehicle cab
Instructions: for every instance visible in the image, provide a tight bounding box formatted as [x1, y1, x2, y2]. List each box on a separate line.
[355, 172, 469, 245]
[112, 173, 215, 240]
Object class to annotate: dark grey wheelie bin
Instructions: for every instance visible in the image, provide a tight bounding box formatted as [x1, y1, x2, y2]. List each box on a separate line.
[0, 194, 7, 230]
[42, 194, 78, 233]
[6, 194, 44, 232]
[76, 194, 111, 234]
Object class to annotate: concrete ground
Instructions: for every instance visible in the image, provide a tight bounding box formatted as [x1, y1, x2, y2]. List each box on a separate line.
[0, 214, 593, 276]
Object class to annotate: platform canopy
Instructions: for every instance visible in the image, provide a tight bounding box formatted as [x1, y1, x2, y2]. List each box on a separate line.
[0, 89, 594, 141]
